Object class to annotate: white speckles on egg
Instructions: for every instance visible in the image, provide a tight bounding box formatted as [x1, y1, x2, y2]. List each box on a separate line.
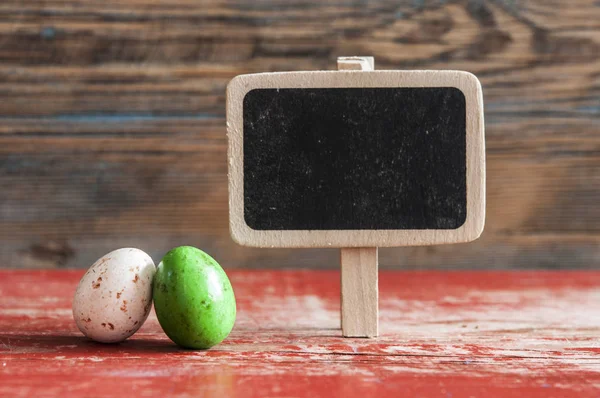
[72, 248, 155, 343]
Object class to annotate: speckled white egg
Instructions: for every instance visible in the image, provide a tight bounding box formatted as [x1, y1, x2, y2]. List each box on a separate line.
[72, 248, 155, 343]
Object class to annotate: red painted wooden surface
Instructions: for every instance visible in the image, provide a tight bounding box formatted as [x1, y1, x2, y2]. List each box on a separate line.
[1, 270, 600, 397]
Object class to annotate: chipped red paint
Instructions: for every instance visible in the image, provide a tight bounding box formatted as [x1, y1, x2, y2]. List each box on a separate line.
[1, 270, 600, 397]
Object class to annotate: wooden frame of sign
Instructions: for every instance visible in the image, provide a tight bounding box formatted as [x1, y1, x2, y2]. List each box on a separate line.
[226, 57, 485, 337]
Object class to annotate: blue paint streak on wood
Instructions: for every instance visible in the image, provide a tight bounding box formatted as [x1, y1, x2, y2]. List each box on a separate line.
[54, 113, 223, 122]
[576, 105, 600, 115]
[40, 27, 56, 39]
[0, 113, 223, 123]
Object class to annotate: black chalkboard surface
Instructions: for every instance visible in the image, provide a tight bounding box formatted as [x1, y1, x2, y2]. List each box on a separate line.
[243, 87, 467, 231]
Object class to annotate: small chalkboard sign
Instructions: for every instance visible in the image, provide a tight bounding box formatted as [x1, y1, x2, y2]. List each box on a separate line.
[227, 57, 485, 337]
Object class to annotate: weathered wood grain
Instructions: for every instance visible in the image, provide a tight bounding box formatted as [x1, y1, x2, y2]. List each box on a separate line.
[0, 0, 599, 268]
[2, 270, 600, 397]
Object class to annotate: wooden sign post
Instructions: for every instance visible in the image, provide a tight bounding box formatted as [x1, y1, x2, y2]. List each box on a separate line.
[226, 57, 485, 338]
[338, 57, 378, 337]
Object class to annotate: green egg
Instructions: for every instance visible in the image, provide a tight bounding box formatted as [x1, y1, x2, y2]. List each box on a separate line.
[153, 246, 236, 349]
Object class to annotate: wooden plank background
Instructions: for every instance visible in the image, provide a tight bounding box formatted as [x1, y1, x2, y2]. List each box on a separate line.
[1, 0, 599, 270]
